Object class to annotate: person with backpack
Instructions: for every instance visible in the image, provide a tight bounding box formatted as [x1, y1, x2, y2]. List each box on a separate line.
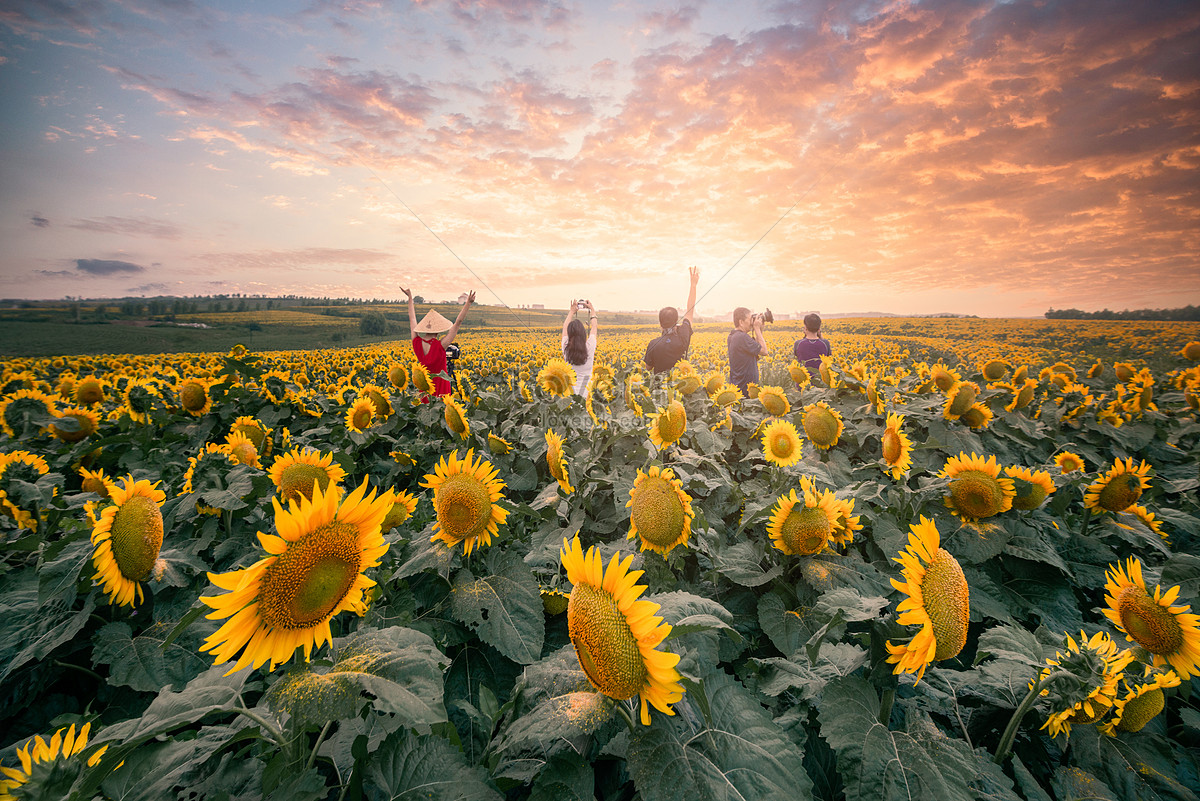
[644, 266, 700, 373]
[793, 313, 832, 374]
[561, 299, 598, 396]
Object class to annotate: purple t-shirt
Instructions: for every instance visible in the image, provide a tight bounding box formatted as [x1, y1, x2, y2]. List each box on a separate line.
[794, 336, 831, 371]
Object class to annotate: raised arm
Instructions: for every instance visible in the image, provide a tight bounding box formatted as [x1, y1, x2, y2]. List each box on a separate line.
[585, 300, 598, 340]
[683, 266, 700, 324]
[442, 290, 475, 347]
[562, 299, 577, 341]
[753, 316, 769, 356]
[400, 286, 417, 334]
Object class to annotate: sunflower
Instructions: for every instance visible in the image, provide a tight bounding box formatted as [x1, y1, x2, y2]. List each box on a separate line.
[940, 452, 1015, 522]
[0, 388, 56, 438]
[231, 416, 273, 460]
[930, 364, 960, 393]
[1181, 342, 1200, 361]
[541, 587, 570, 615]
[182, 443, 238, 515]
[712, 384, 743, 407]
[345, 397, 377, 432]
[199, 480, 393, 674]
[545, 429, 574, 494]
[1004, 466, 1055, 510]
[486, 433, 513, 456]
[74, 375, 105, 405]
[422, 448, 508, 556]
[388, 363, 410, 391]
[79, 466, 117, 499]
[802, 402, 843, 450]
[559, 536, 684, 725]
[1100, 670, 1180, 735]
[443, 396, 470, 440]
[767, 484, 838, 556]
[881, 413, 913, 480]
[943, 381, 979, 420]
[1122, 504, 1166, 539]
[959, 402, 992, 430]
[829, 494, 862, 546]
[757, 385, 790, 417]
[788, 361, 810, 387]
[1084, 458, 1152, 514]
[1113, 362, 1136, 382]
[382, 489, 419, 530]
[702, 371, 724, 396]
[224, 430, 262, 469]
[123, 378, 163, 424]
[0, 451, 50, 530]
[818, 355, 836, 387]
[90, 477, 166, 607]
[884, 517, 969, 682]
[625, 374, 647, 416]
[626, 465, 693, 555]
[1087, 361, 1104, 379]
[0, 723, 109, 799]
[1038, 630, 1133, 739]
[981, 359, 1010, 381]
[411, 361, 434, 395]
[176, 377, 214, 416]
[760, 419, 803, 467]
[1103, 558, 1200, 678]
[647, 399, 687, 450]
[1004, 378, 1037, 412]
[269, 448, 347, 505]
[538, 359, 577, 397]
[1054, 451, 1085, 473]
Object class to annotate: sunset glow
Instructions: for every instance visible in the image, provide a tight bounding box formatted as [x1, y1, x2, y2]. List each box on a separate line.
[1, 0, 1197, 316]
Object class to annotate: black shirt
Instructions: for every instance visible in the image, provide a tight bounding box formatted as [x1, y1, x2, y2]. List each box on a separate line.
[728, 329, 762, 394]
[644, 319, 693, 373]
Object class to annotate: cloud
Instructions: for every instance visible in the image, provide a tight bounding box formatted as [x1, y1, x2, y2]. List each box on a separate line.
[195, 247, 397, 271]
[67, 216, 183, 239]
[639, 3, 703, 35]
[76, 259, 146, 275]
[126, 282, 169, 293]
[31, 214, 49, 228]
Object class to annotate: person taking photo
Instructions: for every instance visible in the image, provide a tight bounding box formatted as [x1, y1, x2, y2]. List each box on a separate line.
[562, 299, 598, 396]
[728, 307, 769, 396]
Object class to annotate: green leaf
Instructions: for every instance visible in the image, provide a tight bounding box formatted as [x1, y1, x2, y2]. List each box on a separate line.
[265, 626, 448, 729]
[945, 519, 1012, 564]
[365, 727, 503, 801]
[627, 669, 814, 801]
[528, 752, 594, 801]
[91, 622, 209, 692]
[758, 590, 804, 657]
[93, 664, 254, 745]
[37, 536, 91, 605]
[755, 643, 868, 700]
[449, 550, 545, 664]
[819, 675, 992, 801]
[94, 725, 240, 801]
[974, 624, 1045, 667]
[0, 591, 96, 683]
[712, 541, 784, 587]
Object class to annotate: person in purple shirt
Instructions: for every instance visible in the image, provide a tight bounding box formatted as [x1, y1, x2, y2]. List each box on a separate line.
[727, 307, 769, 396]
[793, 313, 832, 377]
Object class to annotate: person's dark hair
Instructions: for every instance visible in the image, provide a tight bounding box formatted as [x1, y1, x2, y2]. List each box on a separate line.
[804, 313, 822, 333]
[733, 307, 751, 327]
[659, 306, 678, 330]
[564, 319, 588, 365]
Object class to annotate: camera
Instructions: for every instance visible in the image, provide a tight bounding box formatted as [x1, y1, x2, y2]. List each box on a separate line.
[752, 309, 774, 325]
[576, 300, 590, 310]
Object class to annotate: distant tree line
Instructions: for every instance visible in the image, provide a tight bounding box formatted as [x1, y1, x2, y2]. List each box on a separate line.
[1045, 305, 1199, 321]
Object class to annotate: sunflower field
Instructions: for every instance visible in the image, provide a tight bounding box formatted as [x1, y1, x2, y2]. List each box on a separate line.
[1, 319, 1200, 801]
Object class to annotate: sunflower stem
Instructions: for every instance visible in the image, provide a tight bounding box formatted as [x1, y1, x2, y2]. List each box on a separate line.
[993, 669, 1071, 764]
[306, 720, 334, 772]
[53, 659, 103, 682]
[233, 706, 285, 746]
[613, 701, 637, 733]
[877, 687, 895, 725]
[1077, 507, 1092, 539]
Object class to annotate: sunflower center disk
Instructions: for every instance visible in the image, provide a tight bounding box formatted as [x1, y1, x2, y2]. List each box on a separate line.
[920, 549, 969, 661]
[762, 394, 787, 416]
[234, 425, 266, 450]
[948, 387, 976, 416]
[436, 473, 493, 541]
[805, 409, 838, 447]
[1118, 587, 1183, 654]
[260, 522, 362, 629]
[180, 383, 207, 411]
[567, 584, 646, 700]
[1118, 688, 1165, 732]
[1011, 478, 1047, 510]
[631, 477, 685, 548]
[771, 432, 796, 459]
[110, 495, 164, 582]
[780, 507, 830, 555]
[1099, 475, 1142, 512]
[949, 472, 1004, 519]
[281, 464, 332, 503]
[882, 429, 902, 463]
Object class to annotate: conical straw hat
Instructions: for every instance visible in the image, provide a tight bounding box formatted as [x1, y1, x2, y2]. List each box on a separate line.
[415, 309, 453, 334]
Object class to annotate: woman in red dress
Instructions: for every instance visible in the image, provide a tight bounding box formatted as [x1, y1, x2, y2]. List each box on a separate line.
[402, 287, 475, 398]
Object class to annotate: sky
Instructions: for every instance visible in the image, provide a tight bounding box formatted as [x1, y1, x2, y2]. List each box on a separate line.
[1, 0, 1198, 318]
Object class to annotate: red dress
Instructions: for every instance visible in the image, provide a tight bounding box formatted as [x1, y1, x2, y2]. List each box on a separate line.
[413, 336, 452, 398]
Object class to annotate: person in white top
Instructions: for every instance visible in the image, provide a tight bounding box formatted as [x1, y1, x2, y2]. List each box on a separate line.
[561, 299, 598, 396]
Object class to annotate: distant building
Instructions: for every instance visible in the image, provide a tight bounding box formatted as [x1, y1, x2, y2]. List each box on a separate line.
[531, 304, 544, 310]
[458, 293, 469, 304]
